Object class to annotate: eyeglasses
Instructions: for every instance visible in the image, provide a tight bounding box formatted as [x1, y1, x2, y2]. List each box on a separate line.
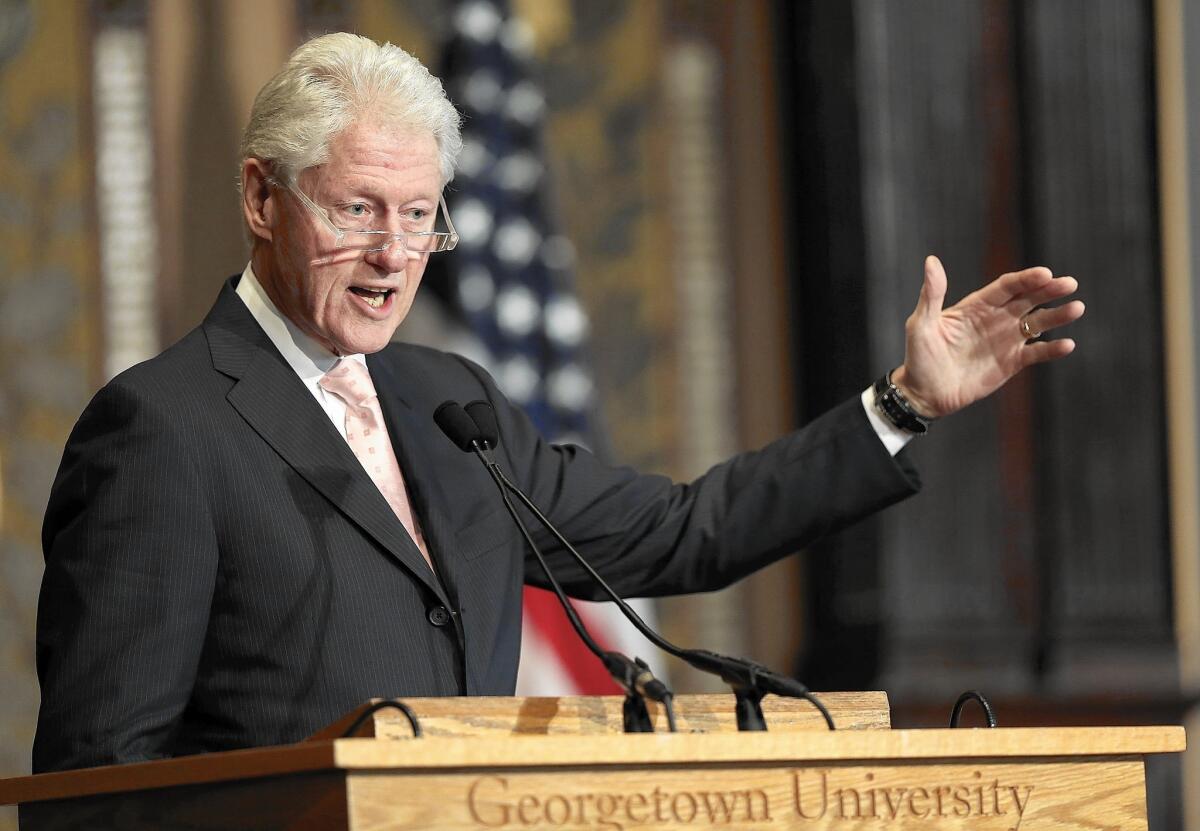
[277, 179, 459, 254]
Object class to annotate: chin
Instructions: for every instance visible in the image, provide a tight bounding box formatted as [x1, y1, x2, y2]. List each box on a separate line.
[343, 336, 393, 356]
[341, 327, 399, 356]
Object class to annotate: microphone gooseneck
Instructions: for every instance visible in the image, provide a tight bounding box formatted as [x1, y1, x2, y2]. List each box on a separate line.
[483, 451, 831, 730]
[436, 400, 833, 732]
[435, 400, 676, 733]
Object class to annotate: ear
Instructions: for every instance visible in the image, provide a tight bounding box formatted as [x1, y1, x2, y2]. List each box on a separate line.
[241, 158, 277, 242]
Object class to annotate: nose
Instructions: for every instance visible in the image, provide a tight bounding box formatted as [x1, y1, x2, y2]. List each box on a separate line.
[363, 235, 417, 273]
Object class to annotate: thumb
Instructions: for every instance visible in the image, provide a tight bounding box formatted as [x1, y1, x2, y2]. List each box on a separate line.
[916, 255, 948, 318]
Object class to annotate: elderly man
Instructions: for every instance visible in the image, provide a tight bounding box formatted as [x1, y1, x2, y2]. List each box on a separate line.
[33, 33, 1083, 773]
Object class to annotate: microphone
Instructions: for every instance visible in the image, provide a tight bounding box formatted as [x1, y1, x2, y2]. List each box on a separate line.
[435, 401, 676, 733]
[445, 400, 834, 732]
[434, 401, 484, 452]
[464, 400, 498, 449]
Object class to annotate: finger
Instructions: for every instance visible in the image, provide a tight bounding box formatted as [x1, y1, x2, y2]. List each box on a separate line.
[1020, 337, 1076, 366]
[917, 255, 948, 318]
[1010, 275, 1079, 311]
[977, 266, 1054, 307]
[1024, 300, 1085, 336]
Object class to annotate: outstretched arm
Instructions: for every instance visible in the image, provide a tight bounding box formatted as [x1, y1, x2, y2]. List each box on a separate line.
[891, 255, 1085, 418]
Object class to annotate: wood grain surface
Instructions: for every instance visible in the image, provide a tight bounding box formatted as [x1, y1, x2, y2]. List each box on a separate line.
[328, 727, 1184, 770]
[2, 717, 1185, 830]
[347, 759, 1148, 831]
[1, 724, 1181, 806]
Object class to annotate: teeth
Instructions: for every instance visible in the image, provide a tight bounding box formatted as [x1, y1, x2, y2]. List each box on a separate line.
[352, 288, 389, 308]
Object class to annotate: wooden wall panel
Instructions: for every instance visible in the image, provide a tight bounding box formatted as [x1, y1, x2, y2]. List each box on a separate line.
[788, 0, 1177, 728]
[1020, 0, 1175, 694]
[854, 0, 1032, 698]
[150, 0, 294, 343]
[785, 0, 1182, 823]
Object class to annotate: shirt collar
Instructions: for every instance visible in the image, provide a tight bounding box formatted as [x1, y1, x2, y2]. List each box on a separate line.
[234, 263, 366, 382]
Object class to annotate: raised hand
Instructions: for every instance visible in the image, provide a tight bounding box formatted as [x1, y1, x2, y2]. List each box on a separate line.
[891, 255, 1085, 419]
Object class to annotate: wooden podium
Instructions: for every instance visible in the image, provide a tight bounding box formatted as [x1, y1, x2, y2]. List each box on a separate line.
[1, 693, 1184, 830]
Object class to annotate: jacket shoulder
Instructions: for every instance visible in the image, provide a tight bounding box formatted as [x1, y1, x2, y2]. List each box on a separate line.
[373, 341, 500, 395]
[83, 327, 224, 423]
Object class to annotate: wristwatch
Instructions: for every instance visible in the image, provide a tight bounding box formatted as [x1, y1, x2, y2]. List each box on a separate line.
[872, 370, 936, 435]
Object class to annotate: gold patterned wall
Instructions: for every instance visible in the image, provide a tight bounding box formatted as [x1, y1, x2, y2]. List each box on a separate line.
[531, 2, 680, 475]
[0, 0, 99, 810]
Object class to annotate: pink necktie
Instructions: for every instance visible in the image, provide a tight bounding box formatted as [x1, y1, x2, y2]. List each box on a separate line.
[319, 359, 433, 572]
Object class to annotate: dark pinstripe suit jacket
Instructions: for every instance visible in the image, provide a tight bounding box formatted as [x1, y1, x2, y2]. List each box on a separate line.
[33, 278, 919, 772]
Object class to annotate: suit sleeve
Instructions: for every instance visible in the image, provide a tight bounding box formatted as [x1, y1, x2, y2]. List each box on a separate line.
[34, 380, 218, 772]
[454, 357, 921, 599]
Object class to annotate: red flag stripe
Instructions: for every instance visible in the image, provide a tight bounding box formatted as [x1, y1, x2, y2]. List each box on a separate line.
[522, 586, 621, 694]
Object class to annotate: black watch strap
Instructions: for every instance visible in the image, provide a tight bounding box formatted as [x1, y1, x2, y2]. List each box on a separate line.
[872, 371, 935, 435]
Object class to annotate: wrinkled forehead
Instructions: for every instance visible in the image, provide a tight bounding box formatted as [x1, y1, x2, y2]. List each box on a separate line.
[301, 120, 444, 197]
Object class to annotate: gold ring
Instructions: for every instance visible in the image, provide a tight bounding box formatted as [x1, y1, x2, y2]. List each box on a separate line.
[1020, 316, 1041, 340]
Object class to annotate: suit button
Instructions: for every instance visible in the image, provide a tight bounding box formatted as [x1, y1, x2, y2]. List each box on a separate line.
[427, 605, 451, 627]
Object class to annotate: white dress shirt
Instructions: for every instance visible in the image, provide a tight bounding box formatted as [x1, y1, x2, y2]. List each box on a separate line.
[862, 386, 913, 456]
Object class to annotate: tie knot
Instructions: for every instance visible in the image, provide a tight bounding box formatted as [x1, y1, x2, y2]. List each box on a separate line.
[319, 359, 378, 407]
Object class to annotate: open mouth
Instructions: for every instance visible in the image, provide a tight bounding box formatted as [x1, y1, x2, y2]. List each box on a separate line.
[349, 286, 394, 309]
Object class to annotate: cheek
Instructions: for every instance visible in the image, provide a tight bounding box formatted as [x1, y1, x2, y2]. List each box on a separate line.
[386, 261, 426, 321]
[404, 258, 428, 293]
[300, 268, 346, 325]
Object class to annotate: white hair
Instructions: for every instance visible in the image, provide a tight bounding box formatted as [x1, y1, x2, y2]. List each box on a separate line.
[240, 32, 462, 186]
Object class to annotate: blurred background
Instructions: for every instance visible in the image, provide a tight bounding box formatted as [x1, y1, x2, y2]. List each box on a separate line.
[1, 0, 1197, 826]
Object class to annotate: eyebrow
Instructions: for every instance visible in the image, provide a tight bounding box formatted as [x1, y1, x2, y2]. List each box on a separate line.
[326, 182, 439, 207]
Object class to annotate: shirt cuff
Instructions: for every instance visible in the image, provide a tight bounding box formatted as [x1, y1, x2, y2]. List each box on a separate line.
[861, 386, 914, 457]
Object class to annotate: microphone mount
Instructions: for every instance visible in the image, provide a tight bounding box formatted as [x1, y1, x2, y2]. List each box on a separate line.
[475, 432, 833, 730]
[438, 400, 832, 732]
[437, 401, 676, 733]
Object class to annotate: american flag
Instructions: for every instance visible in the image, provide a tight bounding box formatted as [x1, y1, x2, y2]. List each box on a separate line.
[424, 0, 666, 695]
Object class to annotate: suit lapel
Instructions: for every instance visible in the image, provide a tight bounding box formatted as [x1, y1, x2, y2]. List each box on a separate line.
[204, 280, 448, 601]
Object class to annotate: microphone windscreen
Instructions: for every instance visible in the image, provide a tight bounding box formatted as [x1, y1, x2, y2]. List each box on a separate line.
[464, 400, 500, 448]
[434, 401, 480, 451]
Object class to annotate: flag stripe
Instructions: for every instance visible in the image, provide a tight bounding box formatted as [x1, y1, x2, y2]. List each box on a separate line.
[520, 587, 621, 693]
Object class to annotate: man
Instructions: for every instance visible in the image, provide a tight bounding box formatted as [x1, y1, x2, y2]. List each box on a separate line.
[33, 33, 1083, 773]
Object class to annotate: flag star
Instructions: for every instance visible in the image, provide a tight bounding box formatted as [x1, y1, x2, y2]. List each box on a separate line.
[458, 265, 496, 313]
[505, 81, 545, 125]
[493, 217, 541, 266]
[462, 69, 504, 113]
[498, 355, 539, 403]
[547, 364, 594, 411]
[454, 0, 502, 42]
[545, 295, 588, 346]
[453, 198, 495, 248]
[494, 153, 543, 193]
[496, 285, 541, 337]
[457, 138, 494, 178]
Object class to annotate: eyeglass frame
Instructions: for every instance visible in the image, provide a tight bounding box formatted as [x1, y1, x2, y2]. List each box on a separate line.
[270, 176, 460, 254]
